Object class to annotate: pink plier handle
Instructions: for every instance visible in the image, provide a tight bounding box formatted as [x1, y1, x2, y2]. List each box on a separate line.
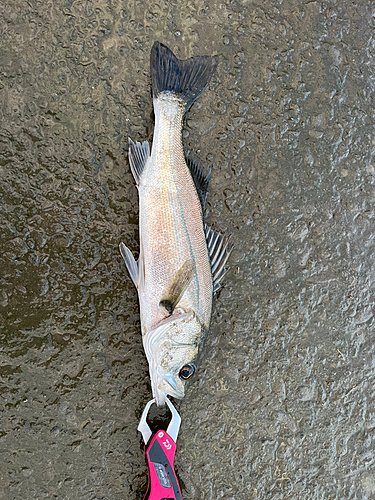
[138, 398, 183, 500]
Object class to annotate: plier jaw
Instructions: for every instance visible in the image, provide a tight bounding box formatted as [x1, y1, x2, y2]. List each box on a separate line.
[138, 397, 183, 500]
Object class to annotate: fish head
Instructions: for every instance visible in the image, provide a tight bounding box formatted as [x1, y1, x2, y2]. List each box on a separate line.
[144, 310, 205, 406]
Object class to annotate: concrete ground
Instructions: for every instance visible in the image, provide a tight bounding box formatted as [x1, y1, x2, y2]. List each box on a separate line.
[1, 1, 374, 499]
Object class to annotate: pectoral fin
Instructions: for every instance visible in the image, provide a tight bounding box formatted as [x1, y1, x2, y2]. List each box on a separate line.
[159, 259, 195, 314]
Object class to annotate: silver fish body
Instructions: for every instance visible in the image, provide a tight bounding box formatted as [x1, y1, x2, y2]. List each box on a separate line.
[120, 42, 231, 406]
[139, 94, 213, 336]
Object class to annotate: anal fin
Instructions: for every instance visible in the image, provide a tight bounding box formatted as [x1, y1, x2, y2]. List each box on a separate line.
[128, 139, 150, 185]
[119, 242, 139, 288]
[205, 225, 233, 294]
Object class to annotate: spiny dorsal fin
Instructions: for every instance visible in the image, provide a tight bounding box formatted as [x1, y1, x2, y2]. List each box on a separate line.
[205, 225, 233, 294]
[128, 139, 150, 185]
[186, 157, 211, 208]
[119, 242, 139, 288]
[159, 259, 195, 314]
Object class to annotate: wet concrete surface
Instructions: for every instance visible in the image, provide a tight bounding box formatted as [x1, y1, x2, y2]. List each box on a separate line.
[1, 0, 375, 499]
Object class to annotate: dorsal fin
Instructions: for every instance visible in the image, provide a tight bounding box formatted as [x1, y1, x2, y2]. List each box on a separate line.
[205, 225, 233, 294]
[128, 139, 150, 185]
[186, 157, 211, 208]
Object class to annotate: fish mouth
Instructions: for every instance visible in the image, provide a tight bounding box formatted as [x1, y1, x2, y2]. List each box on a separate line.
[152, 374, 184, 406]
[164, 374, 184, 398]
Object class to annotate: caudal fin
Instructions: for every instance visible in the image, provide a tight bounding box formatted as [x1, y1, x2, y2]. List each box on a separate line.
[150, 41, 218, 111]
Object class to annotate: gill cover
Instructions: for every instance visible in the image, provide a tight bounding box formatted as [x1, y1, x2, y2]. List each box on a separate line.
[143, 311, 203, 406]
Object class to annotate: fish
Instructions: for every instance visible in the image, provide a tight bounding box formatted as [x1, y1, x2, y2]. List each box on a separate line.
[120, 42, 231, 406]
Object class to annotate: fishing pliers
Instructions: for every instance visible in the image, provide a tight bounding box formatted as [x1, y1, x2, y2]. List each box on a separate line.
[138, 397, 184, 500]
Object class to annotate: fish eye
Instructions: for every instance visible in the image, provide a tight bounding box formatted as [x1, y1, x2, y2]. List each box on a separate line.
[179, 364, 196, 380]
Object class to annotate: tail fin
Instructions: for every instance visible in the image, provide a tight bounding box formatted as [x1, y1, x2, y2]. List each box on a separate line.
[150, 41, 218, 111]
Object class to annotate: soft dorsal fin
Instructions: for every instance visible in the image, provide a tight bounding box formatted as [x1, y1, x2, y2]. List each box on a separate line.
[205, 225, 232, 294]
[159, 259, 195, 314]
[186, 157, 211, 208]
[128, 139, 150, 185]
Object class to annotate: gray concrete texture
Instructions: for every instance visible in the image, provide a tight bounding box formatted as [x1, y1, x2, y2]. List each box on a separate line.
[1, 0, 374, 499]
